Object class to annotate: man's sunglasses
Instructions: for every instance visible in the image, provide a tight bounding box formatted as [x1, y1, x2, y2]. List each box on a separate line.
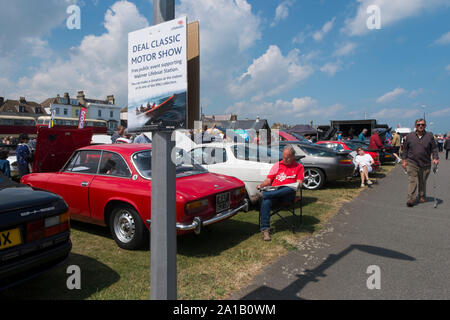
[416, 123, 426, 127]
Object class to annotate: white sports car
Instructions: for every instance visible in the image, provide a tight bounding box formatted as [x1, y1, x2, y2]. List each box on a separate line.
[183, 143, 282, 205]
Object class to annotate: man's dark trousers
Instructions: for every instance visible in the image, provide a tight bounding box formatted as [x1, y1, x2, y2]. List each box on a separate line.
[260, 187, 295, 231]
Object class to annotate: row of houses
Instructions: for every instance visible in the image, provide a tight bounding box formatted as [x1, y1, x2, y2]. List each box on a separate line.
[0, 91, 122, 132]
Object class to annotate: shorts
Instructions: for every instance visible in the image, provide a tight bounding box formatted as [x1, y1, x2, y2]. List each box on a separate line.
[392, 146, 400, 154]
[359, 165, 372, 173]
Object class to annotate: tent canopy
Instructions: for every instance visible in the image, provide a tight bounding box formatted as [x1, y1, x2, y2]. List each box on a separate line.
[287, 124, 317, 136]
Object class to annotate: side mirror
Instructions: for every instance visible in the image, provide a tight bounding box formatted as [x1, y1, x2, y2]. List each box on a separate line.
[295, 155, 305, 162]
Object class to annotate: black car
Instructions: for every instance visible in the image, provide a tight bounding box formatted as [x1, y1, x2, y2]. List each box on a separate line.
[276, 141, 355, 190]
[349, 139, 395, 163]
[0, 173, 71, 290]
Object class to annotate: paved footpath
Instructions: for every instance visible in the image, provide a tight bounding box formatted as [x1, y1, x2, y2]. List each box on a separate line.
[233, 154, 450, 300]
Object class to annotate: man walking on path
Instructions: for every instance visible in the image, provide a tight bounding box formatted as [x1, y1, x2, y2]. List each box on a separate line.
[444, 136, 450, 160]
[391, 130, 402, 163]
[402, 119, 439, 207]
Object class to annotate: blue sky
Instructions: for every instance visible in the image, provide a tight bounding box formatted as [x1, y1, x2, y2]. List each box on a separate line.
[0, 0, 449, 133]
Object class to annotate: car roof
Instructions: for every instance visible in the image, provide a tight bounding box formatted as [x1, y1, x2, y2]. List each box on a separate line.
[78, 143, 152, 157]
[279, 140, 311, 145]
[317, 140, 341, 143]
[192, 142, 251, 148]
[280, 141, 341, 153]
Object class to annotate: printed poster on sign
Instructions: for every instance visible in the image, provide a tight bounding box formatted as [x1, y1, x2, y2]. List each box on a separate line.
[128, 16, 188, 132]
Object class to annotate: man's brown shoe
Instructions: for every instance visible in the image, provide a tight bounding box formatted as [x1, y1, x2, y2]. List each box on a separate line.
[419, 197, 426, 203]
[406, 200, 415, 207]
[261, 230, 271, 241]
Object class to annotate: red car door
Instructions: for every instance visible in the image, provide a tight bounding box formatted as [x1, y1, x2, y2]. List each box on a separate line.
[53, 150, 101, 218]
[88, 151, 140, 223]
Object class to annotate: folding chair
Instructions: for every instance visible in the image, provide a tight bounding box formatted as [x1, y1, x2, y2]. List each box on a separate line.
[258, 186, 303, 234]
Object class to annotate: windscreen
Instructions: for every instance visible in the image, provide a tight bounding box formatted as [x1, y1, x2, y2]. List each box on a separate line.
[132, 149, 207, 179]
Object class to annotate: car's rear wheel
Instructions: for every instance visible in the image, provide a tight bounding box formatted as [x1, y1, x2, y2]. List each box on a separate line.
[109, 205, 148, 250]
[303, 168, 325, 190]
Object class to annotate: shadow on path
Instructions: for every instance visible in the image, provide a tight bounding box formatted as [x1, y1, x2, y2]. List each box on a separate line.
[240, 244, 415, 300]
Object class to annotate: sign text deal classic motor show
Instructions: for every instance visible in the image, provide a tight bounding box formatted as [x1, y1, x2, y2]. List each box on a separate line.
[130, 34, 183, 65]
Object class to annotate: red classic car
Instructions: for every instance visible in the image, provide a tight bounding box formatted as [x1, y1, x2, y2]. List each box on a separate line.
[21, 144, 248, 250]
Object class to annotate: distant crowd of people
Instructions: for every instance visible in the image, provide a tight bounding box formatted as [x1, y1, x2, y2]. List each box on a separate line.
[0, 133, 34, 180]
[1, 136, 17, 145]
[111, 126, 151, 144]
[183, 124, 273, 146]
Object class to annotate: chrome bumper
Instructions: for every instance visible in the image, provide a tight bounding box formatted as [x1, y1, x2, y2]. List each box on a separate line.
[146, 199, 249, 234]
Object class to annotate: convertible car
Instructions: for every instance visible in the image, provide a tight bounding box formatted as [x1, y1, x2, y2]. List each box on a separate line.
[21, 144, 248, 250]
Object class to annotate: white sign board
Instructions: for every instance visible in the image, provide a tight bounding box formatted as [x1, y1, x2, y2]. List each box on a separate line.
[128, 16, 188, 132]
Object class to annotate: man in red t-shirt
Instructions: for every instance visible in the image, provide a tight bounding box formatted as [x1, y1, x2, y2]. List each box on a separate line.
[257, 146, 304, 241]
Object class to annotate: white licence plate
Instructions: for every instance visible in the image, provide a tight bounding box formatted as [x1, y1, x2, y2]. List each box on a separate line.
[216, 192, 230, 213]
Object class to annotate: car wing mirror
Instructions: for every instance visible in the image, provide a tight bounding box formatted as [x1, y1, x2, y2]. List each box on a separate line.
[295, 155, 305, 161]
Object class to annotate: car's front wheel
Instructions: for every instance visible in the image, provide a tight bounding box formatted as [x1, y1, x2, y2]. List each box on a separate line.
[303, 168, 325, 190]
[109, 205, 148, 250]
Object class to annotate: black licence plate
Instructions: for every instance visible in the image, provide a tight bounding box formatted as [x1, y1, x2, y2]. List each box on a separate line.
[216, 192, 230, 213]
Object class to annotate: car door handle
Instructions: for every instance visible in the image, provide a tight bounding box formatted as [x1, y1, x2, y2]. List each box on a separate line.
[81, 182, 89, 187]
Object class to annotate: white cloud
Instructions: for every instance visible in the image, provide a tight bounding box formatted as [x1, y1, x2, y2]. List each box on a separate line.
[333, 42, 357, 57]
[343, 0, 450, 36]
[0, 0, 76, 55]
[7, 1, 149, 105]
[320, 61, 342, 76]
[429, 107, 450, 117]
[409, 88, 424, 98]
[292, 31, 307, 44]
[313, 17, 336, 41]
[0, 0, 77, 98]
[271, 1, 294, 27]
[2, 0, 263, 111]
[433, 31, 450, 45]
[371, 108, 420, 119]
[446, 65, 450, 73]
[376, 88, 407, 103]
[177, 0, 261, 102]
[177, 0, 260, 54]
[228, 45, 314, 101]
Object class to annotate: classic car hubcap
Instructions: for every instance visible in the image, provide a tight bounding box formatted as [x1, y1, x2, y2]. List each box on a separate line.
[304, 169, 321, 189]
[114, 210, 136, 244]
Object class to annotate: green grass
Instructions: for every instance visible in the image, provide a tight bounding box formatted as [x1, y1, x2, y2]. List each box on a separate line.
[1, 164, 395, 300]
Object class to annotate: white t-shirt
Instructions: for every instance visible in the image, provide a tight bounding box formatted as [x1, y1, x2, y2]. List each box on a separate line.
[355, 154, 373, 167]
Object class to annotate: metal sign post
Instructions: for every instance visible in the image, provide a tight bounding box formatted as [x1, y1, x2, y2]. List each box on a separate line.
[150, 0, 177, 300]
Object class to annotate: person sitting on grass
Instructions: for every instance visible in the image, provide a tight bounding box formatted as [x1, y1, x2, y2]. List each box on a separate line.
[355, 147, 374, 187]
[256, 146, 304, 242]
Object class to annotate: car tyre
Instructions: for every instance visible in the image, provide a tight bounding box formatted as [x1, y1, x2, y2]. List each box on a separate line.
[109, 205, 148, 250]
[303, 168, 325, 190]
